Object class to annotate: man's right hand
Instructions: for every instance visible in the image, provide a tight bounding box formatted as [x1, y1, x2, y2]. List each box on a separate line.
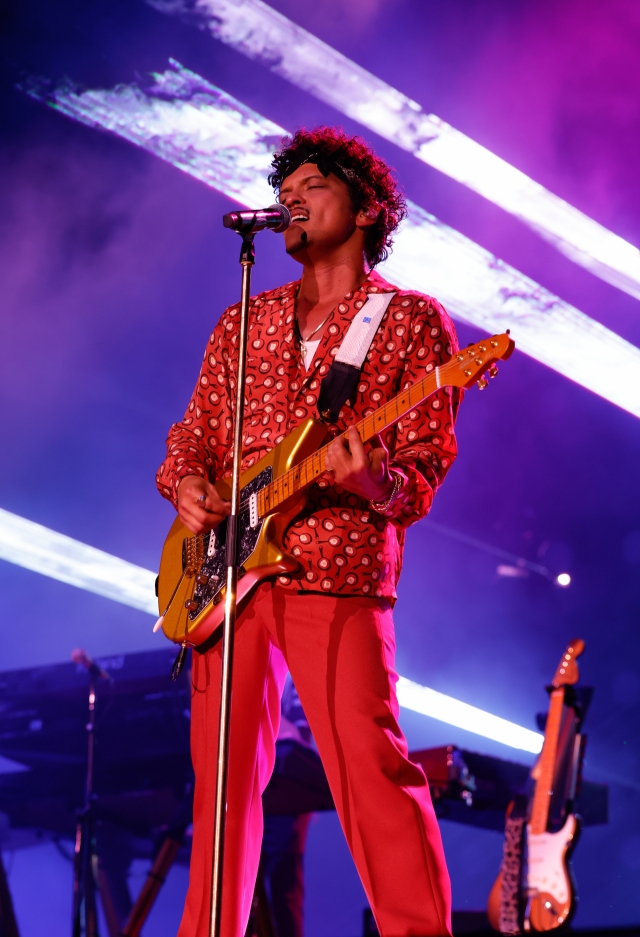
[177, 475, 231, 535]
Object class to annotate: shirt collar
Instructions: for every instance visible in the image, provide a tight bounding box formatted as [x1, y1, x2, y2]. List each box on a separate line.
[282, 268, 397, 305]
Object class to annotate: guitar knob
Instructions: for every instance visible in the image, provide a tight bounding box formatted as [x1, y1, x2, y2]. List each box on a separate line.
[489, 365, 499, 378]
[196, 574, 209, 585]
[185, 599, 199, 612]
[477, 377, 489, 390]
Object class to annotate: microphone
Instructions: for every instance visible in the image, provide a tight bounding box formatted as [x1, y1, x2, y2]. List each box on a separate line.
[71, 648, 114, 683]
[222, 203, 291, 234]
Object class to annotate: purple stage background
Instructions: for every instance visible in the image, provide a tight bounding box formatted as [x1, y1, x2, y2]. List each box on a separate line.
[1, 0, 639, 933]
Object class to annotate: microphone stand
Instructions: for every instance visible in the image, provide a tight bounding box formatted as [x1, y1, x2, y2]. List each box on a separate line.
[72, 674, 99, 937]
[209, 229, 255, 937]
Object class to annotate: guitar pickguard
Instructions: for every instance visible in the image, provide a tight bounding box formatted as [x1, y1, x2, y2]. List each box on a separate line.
[523, 815, 578, 930]
[526, 816, 576, 903]
[188, 466, 273, 620]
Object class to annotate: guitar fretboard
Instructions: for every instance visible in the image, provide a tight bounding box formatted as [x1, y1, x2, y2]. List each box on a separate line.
[530, 687, 565, 835]
[256, 367, 441, 517]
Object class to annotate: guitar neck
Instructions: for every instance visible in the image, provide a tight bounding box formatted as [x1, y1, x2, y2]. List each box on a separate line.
[257, 368, 441, 516]
[530, 687, 565, 834]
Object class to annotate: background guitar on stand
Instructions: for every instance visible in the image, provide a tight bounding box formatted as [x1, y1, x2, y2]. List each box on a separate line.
[488, 639, 591, 934]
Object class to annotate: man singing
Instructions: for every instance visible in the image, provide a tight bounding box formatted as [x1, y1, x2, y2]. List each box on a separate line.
[157, 127, 462, 937]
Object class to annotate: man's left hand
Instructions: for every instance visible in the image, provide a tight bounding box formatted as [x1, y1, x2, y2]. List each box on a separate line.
[324, 426, 395, 502]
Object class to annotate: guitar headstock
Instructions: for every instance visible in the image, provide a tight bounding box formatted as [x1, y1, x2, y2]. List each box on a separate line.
[551, 638, 585, 687]
[440, 333, 515, 390]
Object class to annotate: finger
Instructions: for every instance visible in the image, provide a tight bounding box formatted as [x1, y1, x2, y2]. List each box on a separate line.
[368, 450, 389, 483]
[179, 510, 204, 535]
[370, 433, 389, 455]
[194, 491, 210, 509]
[325, 436, 347, 472]
[346, 426, 368, 468]
[192, 485, 229, 514]
[180, 495, 211, 523]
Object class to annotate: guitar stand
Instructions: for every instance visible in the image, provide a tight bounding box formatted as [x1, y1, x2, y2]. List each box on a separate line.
[119, 789, 193, 937]
[209, 230, 256, 937]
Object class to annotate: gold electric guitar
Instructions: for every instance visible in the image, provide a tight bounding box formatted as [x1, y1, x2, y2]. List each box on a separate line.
[488, 639, 586, 933]
[157, 332, 515, 648]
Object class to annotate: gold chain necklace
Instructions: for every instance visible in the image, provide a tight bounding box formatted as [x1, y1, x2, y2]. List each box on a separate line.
[297, 308, 334, 362]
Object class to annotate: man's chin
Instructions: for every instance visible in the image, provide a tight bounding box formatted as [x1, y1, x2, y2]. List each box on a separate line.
[285, 230, 310, 256]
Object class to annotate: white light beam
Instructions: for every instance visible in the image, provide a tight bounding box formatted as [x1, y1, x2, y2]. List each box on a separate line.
[0, 507, 158, 615]
[397, 677, 542, 754]
[0, 507, 542, 753]
[149, 0, 640, 302]
[22, 62, 640, 417]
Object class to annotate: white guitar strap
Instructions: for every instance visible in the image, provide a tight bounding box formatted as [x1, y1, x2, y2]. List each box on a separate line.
[317, 291, 396, 422]
[334, 291, 396, 367]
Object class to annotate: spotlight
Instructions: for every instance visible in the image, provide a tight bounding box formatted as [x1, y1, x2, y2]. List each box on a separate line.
[556, 572, 571, 587]
[496, 564, 528, 578]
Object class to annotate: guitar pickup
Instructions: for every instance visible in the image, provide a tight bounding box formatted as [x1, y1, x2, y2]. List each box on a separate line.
[249, 492, 259, 529]
[207, 531, 216, 557]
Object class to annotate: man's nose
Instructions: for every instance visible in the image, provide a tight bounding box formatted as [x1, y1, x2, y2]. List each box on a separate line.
[282, 190, 305, 208]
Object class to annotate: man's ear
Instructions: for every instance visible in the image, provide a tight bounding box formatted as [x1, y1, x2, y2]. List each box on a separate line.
[355, 204, 380, 229]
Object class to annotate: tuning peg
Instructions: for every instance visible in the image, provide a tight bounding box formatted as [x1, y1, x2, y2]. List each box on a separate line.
[477, 377, 489, 390]
[489, 365, 499, 378]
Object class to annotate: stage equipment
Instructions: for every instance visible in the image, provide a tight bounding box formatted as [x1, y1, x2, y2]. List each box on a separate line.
[0, 650, 608, 936]
[71, 649, 113, 937]
[148, 0, 640, 304]
[156, 332, 515, 649]
[0, 649, 608, 833]
[487, 640, 588, 934]
[71, 648, 114, 685]
[22, 64, 640, 419]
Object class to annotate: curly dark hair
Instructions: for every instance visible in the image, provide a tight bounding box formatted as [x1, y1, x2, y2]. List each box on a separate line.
[268, 127, 406, 268]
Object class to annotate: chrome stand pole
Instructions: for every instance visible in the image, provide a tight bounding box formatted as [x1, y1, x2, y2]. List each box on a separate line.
[209, 232, 255, 937]
[72, 679, 98, 937]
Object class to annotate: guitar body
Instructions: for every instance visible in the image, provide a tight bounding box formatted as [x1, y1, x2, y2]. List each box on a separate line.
[525, 814, 580, 931]
[487, 869, 505, 931]
[158, 418, 329, 648]
[487, 814, 579, 932]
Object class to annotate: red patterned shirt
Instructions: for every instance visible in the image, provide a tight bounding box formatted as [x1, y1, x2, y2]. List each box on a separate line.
[156, 270, 462, 600]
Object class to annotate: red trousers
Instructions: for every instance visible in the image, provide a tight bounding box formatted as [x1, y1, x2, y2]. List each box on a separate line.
[179, 583, 452, 937]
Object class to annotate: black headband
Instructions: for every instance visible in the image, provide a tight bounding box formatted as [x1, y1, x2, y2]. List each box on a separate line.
[278, 150, 357, 188]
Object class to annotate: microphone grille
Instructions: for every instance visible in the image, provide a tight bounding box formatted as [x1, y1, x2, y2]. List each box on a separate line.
[268, 203, 291, 233]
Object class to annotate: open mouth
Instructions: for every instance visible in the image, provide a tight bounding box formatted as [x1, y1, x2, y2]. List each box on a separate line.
[290, 213, 309, 223]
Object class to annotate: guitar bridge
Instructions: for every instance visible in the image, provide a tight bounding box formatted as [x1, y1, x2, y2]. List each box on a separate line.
[183, 534, 205, 577]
